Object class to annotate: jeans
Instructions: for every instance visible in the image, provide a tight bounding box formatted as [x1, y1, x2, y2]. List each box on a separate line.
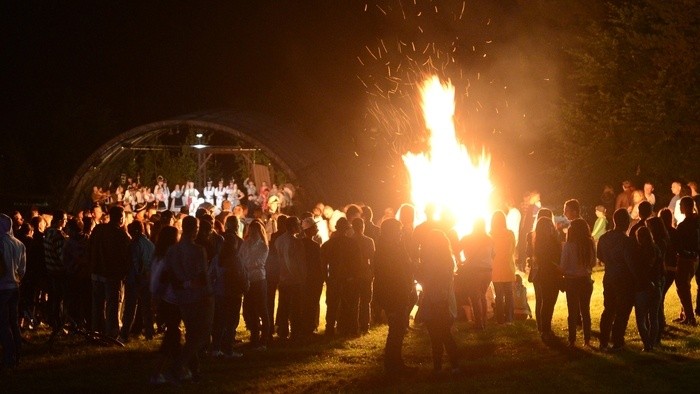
[358, 277, 373, 332]
[426, 318, 459, 371]
[599, 278, 635, 348]
[325, 279, 341, 334]
[535, 278, 559, 334]
[156, 300, 181, 358]
[277, 283, 302, 340]
[676, 257, 698, 321]
[384, 304, 409, 372]
[660, 270, 675, 330]
[242, 280, 269, 345]
[211, 292, 243, 353]
[493, 282, 514, 324]
[266, 277, 279, 340]
[468, 269, 492, 329]
[305, 279, 324, 335]
[0, 288, 21, 367]
[47, 273, 67, 331]
[564, 276, 593, 343]
[120, 277, 154, 339]
[91, 277, 123, 339]
[339, 279, 360, 336]
[635, 284, 661, 349]
[178, 297, 214, 376]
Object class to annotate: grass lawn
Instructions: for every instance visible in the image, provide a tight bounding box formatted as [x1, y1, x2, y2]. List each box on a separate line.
[4, 270, 699, 393]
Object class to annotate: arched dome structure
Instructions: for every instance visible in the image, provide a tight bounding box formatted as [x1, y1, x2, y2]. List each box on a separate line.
[64, 109, 344, 212]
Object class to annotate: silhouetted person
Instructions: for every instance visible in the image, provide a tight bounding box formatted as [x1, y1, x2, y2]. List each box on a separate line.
[90, 206, 131, 339]
[598, 209, 636, 350]
[459, 218, 493, 330]
[561, 219, 595, 347]
[121, 220, 155, 341]
[671, 197, 699, 325]
[0, 214, 26, 369]
[531, 215, 562, 340]
[300, 217, 323, 336]
[275, 216, 306, 340]
[373, 219, 414, 375]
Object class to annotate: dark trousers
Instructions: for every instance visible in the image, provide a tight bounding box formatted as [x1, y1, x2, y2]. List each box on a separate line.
[211, 292, 243, 353]
[468, 270, 492, 329]
[325, 279, 341, 334]
[156, 300, 181, 358]
[242, 280, 269, 345]
[277, 283, 302, 340]
[66, 276, 91, 329]
[305, 279, 324, 335]
[0, 288, 21, 367]
[676, 257, 699, 321]
[121, 278, 154, 339]
[635, 284, 661, 349]
[384, 305, 409, 372]
[91, 277, 122, 339]
[47, 273, 67, 331]
[339, 279, 360, 336]
[426, 318, 459, 371]
[660, 270, 676, 330]
[564, 276, 593, 343]
[266, 277, 279, 339]
[599, 279, 635, 348]
[358, 278, 373, 332]
[178, 297, 214, 376]
[493, 282, 514, 324]
[535, 278, 560, 334]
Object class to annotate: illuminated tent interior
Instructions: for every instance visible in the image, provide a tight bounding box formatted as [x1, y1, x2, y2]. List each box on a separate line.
[64, 109, 348, 213]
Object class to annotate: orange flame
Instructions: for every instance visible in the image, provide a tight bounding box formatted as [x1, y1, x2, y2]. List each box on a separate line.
[402, 76, 493, 238]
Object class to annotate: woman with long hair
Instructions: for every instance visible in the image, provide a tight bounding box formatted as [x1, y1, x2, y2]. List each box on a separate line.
[560, 218, 596, 347]
[418, 230, 460, 374]
[490, 211, 516, 324]
[149, 225, 180, 385]
[239, 220, 270, 349]
[532, 215, 562, 340]
[633, 226, 664, 351]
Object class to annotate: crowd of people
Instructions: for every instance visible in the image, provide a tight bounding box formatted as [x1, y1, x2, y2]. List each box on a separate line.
[0, 177, 699, 382]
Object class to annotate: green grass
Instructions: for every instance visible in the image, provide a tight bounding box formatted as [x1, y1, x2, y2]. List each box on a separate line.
[5, 271, 700, 393]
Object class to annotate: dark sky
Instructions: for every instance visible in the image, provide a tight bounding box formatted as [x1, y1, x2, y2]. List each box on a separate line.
[3, 0, 586, 208]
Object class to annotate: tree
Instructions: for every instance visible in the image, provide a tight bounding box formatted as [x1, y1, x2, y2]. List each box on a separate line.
[551, 0, 700, 202]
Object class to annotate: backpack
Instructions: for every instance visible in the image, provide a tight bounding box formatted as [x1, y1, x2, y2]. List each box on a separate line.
[220, 235, 249, 294]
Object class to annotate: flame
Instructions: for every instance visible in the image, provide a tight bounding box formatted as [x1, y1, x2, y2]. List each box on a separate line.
[402, 76, 493, 238]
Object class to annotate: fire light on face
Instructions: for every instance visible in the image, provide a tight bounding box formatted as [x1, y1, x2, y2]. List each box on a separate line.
[402, 76, 493, 238]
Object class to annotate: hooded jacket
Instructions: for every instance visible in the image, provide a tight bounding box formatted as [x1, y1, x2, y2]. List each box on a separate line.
[0, 214, 26, 290]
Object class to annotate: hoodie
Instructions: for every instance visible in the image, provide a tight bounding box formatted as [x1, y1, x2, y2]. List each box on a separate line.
[0, 214, 26, 290]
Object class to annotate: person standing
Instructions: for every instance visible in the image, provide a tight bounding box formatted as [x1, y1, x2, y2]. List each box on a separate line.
[560, 219, 596, 347]
[632, 226, 663, 351]
[44, 210, 68, 334]
[166, 216, 214, 381]
[671, 197, 699, 325]
[239, 220, 270, 349]
[351, 218, 375, 334]
[90, 206, 131, 339]
[531, 215, 562, 340]
[373, 219, 414, 375]
[0, 214, 26, 370]
[275, 216, 306, 340]
[490, 211, 516, 325]
[418, 230, 460, 374]
[210, 216, 246, 358]
[120, 220, 155, 341]
[598, 209, 636, 351]
[300, 217, 323, 337]
[459, 218, 494, 330]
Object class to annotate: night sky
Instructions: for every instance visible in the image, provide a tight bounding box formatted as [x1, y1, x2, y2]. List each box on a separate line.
[3, 0, 582, 209]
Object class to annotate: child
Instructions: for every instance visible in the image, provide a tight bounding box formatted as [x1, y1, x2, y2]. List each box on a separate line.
[591, 205, 608, 242]
[513, 274, 532, 320]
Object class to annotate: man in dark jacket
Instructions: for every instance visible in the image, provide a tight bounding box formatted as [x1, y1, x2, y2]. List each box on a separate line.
[90, 206, 131, 339]
[321, 217, 363, 337]
[598, 208, 636, 351]
[672, 197, 699, 325]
